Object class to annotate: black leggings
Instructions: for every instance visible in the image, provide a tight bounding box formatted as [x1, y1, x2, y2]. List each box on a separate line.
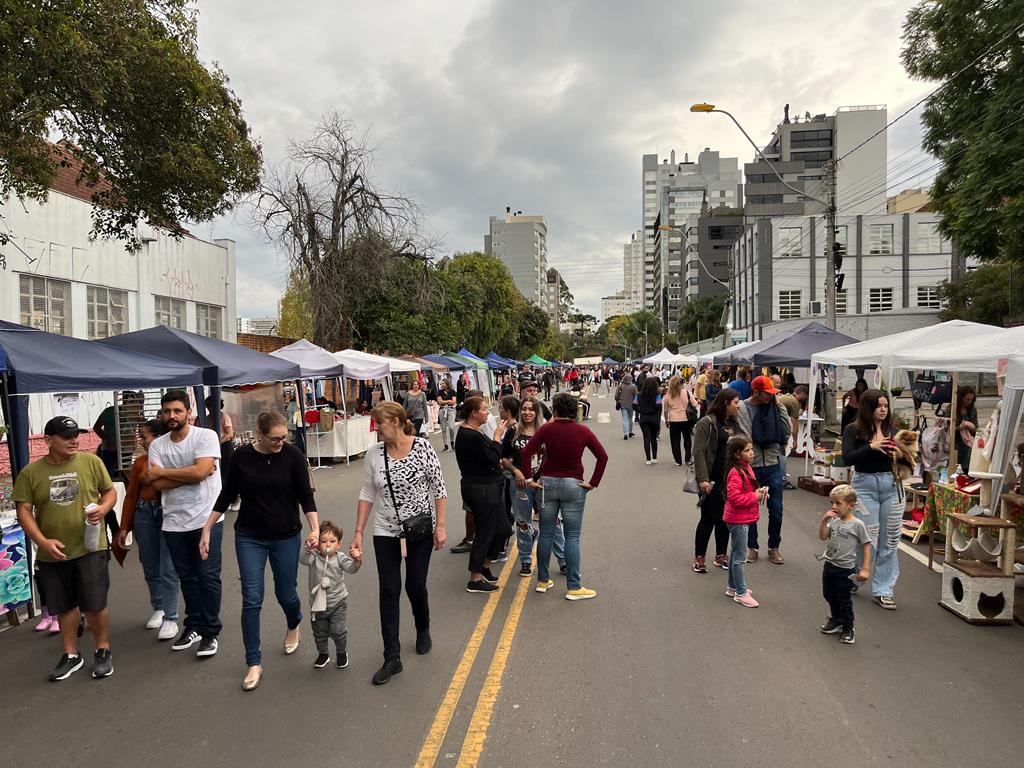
[373, 535, 433, 661]
[694, 485, 728, 558]
[638, 417, 661, 460]
[668, 421, 694, 465]
[462, 479, 509, 574]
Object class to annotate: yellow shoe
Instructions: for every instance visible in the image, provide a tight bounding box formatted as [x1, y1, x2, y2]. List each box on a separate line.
[565, 587, 597, 601]
[535, 580, 555, 593]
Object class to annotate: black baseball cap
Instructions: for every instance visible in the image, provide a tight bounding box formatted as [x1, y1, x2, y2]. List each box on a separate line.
[44, 416, 88, 437]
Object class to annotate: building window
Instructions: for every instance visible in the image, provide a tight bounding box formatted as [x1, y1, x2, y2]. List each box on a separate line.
[869, 224, 894, 254]
[916, 222, 943, 253]
[196, 303, 223, 339]
[779, 227, 802, 258]
[778, 290, 802, 320]
[917, 285, 941, 309]
[869, 287, 894, 313]
[86, 286, 128, 339]
[154, 296, 186, 329]
[835, 289, 848, 315]
[747, 195, 784, 205]
[19, 274, 70, 335]
[790, 129, 833, 149]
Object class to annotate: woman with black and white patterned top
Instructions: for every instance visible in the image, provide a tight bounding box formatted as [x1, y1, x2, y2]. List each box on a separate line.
[353, 402, 448, 686]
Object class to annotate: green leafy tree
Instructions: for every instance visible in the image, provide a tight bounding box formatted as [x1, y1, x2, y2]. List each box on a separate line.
[557, 276, 575, 324]
[937, 262, 1023, 325]
[440, 252, 520, 353]
[1, 1, 262, 245]
[901, 1, 1024, 263]
[277, 268, 313, 341]
[676, 295, 728, 345]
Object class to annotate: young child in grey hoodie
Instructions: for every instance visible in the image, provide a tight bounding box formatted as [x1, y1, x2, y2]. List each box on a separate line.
[301, 521, 362, 669]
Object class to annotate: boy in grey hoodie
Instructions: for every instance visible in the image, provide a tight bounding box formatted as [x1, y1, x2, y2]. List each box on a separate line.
[301, 521, 362, 669]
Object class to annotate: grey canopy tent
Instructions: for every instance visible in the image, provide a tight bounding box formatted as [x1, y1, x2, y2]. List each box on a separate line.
[723, 322, 859, 368]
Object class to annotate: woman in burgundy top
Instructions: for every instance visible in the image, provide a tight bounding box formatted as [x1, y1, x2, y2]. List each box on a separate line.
[521, 393, 608, 600]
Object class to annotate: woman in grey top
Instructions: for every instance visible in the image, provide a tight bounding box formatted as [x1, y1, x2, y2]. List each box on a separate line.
[403, 376, 429, 435]
[614, 375, 638, 440]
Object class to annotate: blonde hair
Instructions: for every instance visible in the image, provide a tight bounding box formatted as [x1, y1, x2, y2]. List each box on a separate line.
[667, 375, 683, 399]
[371, 401, 416, 435]
[829, 484, 858, 504]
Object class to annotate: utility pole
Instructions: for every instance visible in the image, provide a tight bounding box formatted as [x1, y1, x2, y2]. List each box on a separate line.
[824, 159, 838, 331]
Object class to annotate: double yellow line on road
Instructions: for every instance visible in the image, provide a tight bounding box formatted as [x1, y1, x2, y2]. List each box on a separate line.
[415, 553, 533, 767]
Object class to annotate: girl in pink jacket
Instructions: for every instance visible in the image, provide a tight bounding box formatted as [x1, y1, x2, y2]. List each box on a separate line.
[723, 436, 768, 607]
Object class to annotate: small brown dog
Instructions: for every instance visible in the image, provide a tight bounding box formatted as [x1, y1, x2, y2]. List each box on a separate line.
[892, 429, 920, 479]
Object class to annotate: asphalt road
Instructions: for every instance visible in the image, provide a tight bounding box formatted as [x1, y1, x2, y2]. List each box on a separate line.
[3, 400, 1022, 768]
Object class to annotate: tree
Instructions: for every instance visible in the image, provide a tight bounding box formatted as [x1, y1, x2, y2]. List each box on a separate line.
[557, 276, 575, 324]
[615, 310, 662, 356]
[937, 262, 1023, 325]
[1, 1, 261, 245]
[257, 111, 428, 350]
[277, 268, 313, 340]
[901, 1, 1024, 263]
[439, 252, 521, 353]
[676, 295, 728, 345]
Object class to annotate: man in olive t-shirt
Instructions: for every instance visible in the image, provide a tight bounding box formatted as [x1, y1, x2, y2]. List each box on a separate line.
[14, 416, 116, 682]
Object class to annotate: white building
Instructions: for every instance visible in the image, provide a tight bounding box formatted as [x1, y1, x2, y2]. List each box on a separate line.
[731, 212, 968, 340]
[622, 231, 644, 314]
[601, 291, 631, 321]
[484, 208, 548, 306]
[237, 317, 278, 335]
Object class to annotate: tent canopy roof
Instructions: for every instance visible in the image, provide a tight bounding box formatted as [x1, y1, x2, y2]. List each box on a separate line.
[485, 351, 518, 368]
[102, 325, 300, 386]
[811, 320, 997, 369]
[444, 352, 486, 369]
[886, 325, 1024, 373]
[457, 348, 501, 369]
[1, 320, 204, 394]
[333, 349, 420, 379]
[422, 353, 466, 371]
[725, 322, 859, 367]
[700, 339, 760, 365]
[525, 354, 551, 366]
[600, 357, 621, 365]
[269, 339, 345, 379]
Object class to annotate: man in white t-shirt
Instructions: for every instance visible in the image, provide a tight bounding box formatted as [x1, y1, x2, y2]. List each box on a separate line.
[147, 390, 223, 658]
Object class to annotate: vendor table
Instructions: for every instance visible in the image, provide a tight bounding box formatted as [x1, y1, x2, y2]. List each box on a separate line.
[922, 483, 980, 569]
[305, 415, 376, 461]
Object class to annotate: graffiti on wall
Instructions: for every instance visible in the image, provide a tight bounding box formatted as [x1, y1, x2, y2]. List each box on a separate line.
[161, 268, 196, 299]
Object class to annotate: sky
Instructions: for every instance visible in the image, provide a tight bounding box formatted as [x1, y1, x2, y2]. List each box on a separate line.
[194, 0, 937, 320]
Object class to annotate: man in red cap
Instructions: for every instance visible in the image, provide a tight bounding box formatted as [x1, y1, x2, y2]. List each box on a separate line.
[734, 376, 791, 564]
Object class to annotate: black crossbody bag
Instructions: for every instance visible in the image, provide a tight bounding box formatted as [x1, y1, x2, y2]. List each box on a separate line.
[383, 439, 434, 540]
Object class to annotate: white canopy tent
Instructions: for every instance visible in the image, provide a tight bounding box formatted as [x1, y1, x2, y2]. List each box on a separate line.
[643, 348, 697, 367]
[270, 339, 346, 378]
[885, 325, 1024, 374]
[333, 349, 422, 402]
[811, 320, 996, 370]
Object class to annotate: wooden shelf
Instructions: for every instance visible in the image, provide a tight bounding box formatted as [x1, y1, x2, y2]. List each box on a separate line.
[946, 512, 1017, 529]
[947, 560, 1006, 578]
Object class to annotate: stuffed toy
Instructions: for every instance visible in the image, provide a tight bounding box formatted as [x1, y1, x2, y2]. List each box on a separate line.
[892, 429, 920, 480]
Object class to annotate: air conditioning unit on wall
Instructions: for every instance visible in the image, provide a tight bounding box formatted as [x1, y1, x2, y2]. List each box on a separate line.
[806, 300, 823, 315]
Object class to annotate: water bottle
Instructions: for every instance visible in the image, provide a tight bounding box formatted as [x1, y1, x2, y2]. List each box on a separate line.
[84, 503, 101, 551]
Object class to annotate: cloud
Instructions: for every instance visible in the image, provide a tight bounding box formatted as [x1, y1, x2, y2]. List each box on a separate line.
[197, 0, 933, 319]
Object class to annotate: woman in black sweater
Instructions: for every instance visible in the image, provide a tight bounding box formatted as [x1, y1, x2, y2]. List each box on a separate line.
[455, 395, 511, 593]
[202, 411, 319, 691]
[841, 389, 901, 610]
[636, 375, 663, 464]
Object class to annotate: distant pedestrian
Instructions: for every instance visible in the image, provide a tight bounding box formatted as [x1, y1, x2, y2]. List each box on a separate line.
[204, 395, 235, 479]
[818, 485, 872, 645]
[403, 377, 429, 435]
[635, 375, 663, 465]
[723, 436, 766, 608]
[302, 520, 361, 670]
[663, 375, 696, 466]
[729, 368, 752, 400]
[955, 385, 978, 470]
[704, 370, 722, 412]
[691, 388, 742, 574]
[542, 369, 554, 400]
[435, 378, 457, 452]
[614, 374, 637, 440]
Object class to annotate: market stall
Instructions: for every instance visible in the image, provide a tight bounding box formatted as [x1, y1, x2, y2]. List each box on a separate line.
[445, 351, 493, 395]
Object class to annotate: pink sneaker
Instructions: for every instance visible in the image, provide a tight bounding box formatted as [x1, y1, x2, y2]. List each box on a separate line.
[49, 619, 62, 634]
[733, 591, 759, 608]
[35, 615, 53, 632]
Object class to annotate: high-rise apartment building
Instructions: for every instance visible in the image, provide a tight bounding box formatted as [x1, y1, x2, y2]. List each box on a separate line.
[622, 231, 644, 314]
[601, 291, 631, 321]
[485, 208, 548, 306]
[744, 105, 887, 217]
[545, 267, 563, 326]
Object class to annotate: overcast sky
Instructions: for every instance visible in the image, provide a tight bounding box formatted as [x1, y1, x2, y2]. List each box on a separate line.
[195, 0, 936, 320]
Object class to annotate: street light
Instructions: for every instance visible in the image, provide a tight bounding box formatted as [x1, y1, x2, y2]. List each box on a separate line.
[656, 224, 730, 289]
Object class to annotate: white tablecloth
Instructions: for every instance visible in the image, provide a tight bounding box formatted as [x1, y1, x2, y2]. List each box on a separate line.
[306, 416, 376, 460]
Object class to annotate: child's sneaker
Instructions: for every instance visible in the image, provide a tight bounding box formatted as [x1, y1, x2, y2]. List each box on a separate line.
[733, 591, 759, 608]
[49, 619, 62, 635]
[336, 652, 349, 669]
[820, 618, 843, 634]
[313, 653, 330, 668]
[840, 629, 856, 644]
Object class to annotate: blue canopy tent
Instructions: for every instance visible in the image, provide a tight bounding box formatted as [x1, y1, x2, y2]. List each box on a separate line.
[485, 351, 519, 369]
[600, 357, 621, 366]
[423, 354, 467, 371]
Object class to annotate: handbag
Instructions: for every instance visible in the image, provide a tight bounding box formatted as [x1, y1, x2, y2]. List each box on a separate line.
[684, 391, 698, 424]
[683, 463, 699, 494]
[383, 439, 434, 540]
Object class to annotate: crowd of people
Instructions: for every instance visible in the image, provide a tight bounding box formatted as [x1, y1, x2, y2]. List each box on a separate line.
[13, 359, 909, 687]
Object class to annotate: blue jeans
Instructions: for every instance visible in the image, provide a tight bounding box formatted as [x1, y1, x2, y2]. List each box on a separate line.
[620, 407, 634, 436]
[539, 477, 586, 589]
[728, 524, 749, 596]
[164, 523, 223, 639]
[514, 484, 564, 566]
[235, 532, 303, 667]
[851, 471, 901, 598]
[747, 462, 785, 550]
[132, 501, 179, 620]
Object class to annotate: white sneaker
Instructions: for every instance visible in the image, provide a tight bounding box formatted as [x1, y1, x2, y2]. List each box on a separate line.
[157, 619, 179, 641]
[146, 610, 165, 630]
[652, 458, 658, 464]
[645, 460, 652, 465]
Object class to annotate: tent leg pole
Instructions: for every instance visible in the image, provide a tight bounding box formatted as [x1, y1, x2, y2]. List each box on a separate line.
[339, 376, 350, 466]
[948, 372, 959, 477]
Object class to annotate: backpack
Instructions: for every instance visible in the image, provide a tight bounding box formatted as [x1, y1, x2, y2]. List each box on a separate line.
[919, 417, 949, 472]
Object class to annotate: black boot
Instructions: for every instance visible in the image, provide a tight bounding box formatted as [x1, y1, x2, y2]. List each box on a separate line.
[372, 658, 403, 685]
[416, 628, 432, 655]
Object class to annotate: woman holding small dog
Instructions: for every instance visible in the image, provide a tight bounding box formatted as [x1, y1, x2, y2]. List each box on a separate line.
[841, 389, 902, 610]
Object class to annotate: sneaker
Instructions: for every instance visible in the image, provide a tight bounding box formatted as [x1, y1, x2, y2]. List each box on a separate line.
[623, 435, 628, 441]
[746, 550, 759, 563]
[651, 458, 658, 464]
[519, 562, 532, 577]
[645, 460, 652, 466]
[820, 618, 843, 634]
[873, 595, 897, 610]
[692, 556, 708, 573]
[313, 653, 330, 668]
[733, 592, 759, 608]
[196, 637, 218, 657]
[840, 629, 856, 644]
[146, 610, 165, 630]
[535, 579, 555, 593]
[492, 551, 508, 563]
[443, 445, 450, 452]
[565, 587, 597, 601]
[371, 658, 403, 685]
[725, 587, 736, 598]
[48, 653, 84, 682]
[674, 461, 682, 467]
[466, 580, 498, 593]
[35, 615, 54, 632]
[157, 619, 178, 641]
[850, 584, 860, 594]
[336, 652, 349, 669]
[92, 648, 113, 678]
[480, 567, 499, 584]
[49, 619, 61, 635]
[783, 479, 797, 491]
[171, 629, 200, 651]
[713, 554, 729, 570]
[450, 539, 473, 554]
[416, 628, 432, 655]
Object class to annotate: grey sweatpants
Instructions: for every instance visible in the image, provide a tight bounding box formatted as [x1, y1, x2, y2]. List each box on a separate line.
[311, 598, 348, 655]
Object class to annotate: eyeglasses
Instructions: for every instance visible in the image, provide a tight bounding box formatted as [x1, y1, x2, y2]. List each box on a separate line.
[262, 434, 288, 444]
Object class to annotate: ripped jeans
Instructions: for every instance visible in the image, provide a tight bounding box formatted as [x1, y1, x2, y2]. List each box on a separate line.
[513, 484, 564, 567]
[851, 471, 902, 598]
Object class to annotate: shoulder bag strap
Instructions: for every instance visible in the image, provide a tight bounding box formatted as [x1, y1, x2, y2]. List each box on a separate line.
[382, 444, 402, 521]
